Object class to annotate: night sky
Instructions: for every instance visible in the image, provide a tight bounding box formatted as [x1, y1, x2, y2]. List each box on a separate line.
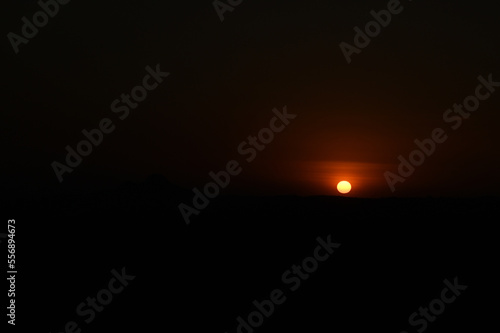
[3, 0, 500, 197]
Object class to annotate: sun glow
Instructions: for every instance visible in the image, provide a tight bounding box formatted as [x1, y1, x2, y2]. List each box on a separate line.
[337, 181, 352, 194]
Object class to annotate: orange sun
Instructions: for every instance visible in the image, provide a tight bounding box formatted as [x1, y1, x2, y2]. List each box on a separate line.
[337, 181, 351, 194]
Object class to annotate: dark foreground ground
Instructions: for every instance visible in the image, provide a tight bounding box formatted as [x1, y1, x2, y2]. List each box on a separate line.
[3, 176, 498, 332]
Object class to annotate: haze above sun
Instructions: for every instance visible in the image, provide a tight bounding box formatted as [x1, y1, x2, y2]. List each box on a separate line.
[337, 181, 351, 194]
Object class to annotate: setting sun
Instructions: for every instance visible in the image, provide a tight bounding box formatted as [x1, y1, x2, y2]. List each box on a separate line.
[337, 181, 351, 194]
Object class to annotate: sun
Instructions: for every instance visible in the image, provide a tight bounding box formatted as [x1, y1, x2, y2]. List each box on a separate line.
[337, 181, 351, 194]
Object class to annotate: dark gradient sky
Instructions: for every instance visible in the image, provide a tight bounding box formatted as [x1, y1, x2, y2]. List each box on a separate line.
[2, 0, 500, 197]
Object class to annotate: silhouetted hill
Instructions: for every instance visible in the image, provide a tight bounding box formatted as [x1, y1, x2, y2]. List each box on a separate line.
[5, 177, 498, 333]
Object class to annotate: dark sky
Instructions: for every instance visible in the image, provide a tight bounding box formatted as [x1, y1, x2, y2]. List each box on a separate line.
[2, 0, 500, 197]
